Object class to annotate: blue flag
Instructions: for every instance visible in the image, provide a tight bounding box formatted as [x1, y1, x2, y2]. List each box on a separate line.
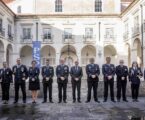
[33, 41, 41, 68]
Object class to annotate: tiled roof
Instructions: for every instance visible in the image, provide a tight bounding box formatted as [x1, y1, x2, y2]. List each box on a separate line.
[2, 0, 14, 4]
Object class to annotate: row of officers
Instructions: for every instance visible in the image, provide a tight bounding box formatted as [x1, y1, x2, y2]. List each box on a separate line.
[0, 57, 143, 104]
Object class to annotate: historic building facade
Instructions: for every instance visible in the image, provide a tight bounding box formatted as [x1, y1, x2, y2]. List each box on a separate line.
[0, 0, 145, 74]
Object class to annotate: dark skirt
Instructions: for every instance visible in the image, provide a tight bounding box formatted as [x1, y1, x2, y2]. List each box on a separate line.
[29, 82, 40, 90]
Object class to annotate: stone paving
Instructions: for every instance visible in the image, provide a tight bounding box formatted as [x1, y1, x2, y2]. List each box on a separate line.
[0, 80, 145, 120]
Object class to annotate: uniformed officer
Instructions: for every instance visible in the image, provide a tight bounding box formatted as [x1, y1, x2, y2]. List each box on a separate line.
[70, 61, 83, 103]
[0, 62, 13, 104]
[86, 58, 100, 103]
[42, 59, 54, 103]
[116, 60, 128, 102]
[56, 59, 69, 103]
[102, 57, 116, 102]
[12, 58, 28, 104]
[129, 61, 143, 102]
[28, 60, 40, 104]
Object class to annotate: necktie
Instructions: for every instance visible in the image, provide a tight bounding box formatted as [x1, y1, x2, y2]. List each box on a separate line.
[76, 66, 78, 71]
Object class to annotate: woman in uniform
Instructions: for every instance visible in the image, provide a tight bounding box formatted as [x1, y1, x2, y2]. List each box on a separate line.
[129, 61, 143, 102]
[28, 60, 40, 104]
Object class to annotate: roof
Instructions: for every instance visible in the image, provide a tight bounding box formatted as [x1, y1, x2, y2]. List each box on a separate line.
[2, 0, 14, 4]
[121, 0, 134, 2]
[0, 0, 16, 16]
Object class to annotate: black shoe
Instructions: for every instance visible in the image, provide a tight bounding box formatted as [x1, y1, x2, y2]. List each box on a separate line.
[123, 99, 128, 102]
[42, 101, 47, 103]
[58, 101, 62, 103]
[5, 101, 8, 104]
[64, 101, 67, 103]
[13, 101, 18, 104]
[95, 100, 100, 103]
[23, 100, 26, 104]
[3, 101, 6, 104]
[103, 100, 107, 102]
[73, 100, 76, 103]
[32, 101, 36, 104]
[78, 100, 81, 103]
[85, 100, 90, 103]
[132, 99, 136, 102]
[135, 99, 139, 102]
[111, 100, 116, 103]
[50, 101, 54, 103]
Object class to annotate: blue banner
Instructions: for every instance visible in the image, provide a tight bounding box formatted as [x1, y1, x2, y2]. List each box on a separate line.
[33, 41, 41, 68]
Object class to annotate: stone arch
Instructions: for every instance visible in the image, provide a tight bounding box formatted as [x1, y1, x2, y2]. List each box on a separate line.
[20, 45, 33, 66]
[41, 45, 56, 66]
[81, 45, 96, 65]
[104, 45, 117, 64]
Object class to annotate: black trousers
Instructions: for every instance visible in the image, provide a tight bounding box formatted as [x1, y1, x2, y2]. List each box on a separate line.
[104, 79, 114, 101]
[14, 82, 26, 102]
[43, 82, 52, 101]
[58, 82, 67, 101]
[116, 79, 127, 100]
[72, 80, 81, 101]
[87, 80, 98, 101]
[1, 83, 10, 101]
[131, 83, 140, 100]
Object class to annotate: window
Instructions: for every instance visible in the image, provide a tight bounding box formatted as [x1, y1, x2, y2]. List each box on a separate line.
[23, 28, 31, 39]
[95, 0, 102, 12]
[8, 24, 12, 36]
[85, 28, 93, 38]
[134, 16, 139, 28]
[17, 6, 21, 13]
[43, 28, 51, 39]
[105, 28, 114, 38]
[64, 28, 72, 39]
[0, 19, 2, 32]
[55, 0, 62, 12]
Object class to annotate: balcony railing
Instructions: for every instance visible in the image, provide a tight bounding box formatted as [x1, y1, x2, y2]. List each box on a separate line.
[62, 35, 75, 44]
[83, 35, 96, 43]
[104, 35, 116, 44]
[42, 35, 53, 44]
[20, 35, 33, 43]
[8, 34, 14, 41]
[0, 28, 5, 38]
[132, 26, 140, 37]
[123, 32, 129, 40]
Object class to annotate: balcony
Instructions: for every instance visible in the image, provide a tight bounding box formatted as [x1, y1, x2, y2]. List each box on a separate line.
[42, 34, 53, 44]
[83, 35, 96, 44]
[0, 28, 5, 38]
[123, 32, 129, 41]
[132, 26, 140, 37]
[20, 35, 33, 43]
[62, 35, 75, 44]
[7, 34, 14, 42]
[104, 35, 116, 44]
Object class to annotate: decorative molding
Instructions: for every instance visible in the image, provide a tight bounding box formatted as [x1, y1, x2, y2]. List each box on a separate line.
[20, 23, 34, 26]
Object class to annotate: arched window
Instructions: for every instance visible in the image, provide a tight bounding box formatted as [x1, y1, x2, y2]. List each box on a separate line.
[95, 0, 102, 12]
[55, 0, 62, 12]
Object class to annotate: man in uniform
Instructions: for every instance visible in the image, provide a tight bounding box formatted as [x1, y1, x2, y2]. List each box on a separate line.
[12, 58, 28, 104]
[0, 62, 13, 104]
[56, 59, 69, 103]
[42, 59, 54, 103]
[86, 58, 100, 103]
[102, 57, 116, 102]
[116, 60, 128, 102]
[70, 61, 83, 103]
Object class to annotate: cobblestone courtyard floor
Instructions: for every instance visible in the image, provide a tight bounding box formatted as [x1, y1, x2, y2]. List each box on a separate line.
[0, 98, 145, 120]
[0, 81, 145, 120]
